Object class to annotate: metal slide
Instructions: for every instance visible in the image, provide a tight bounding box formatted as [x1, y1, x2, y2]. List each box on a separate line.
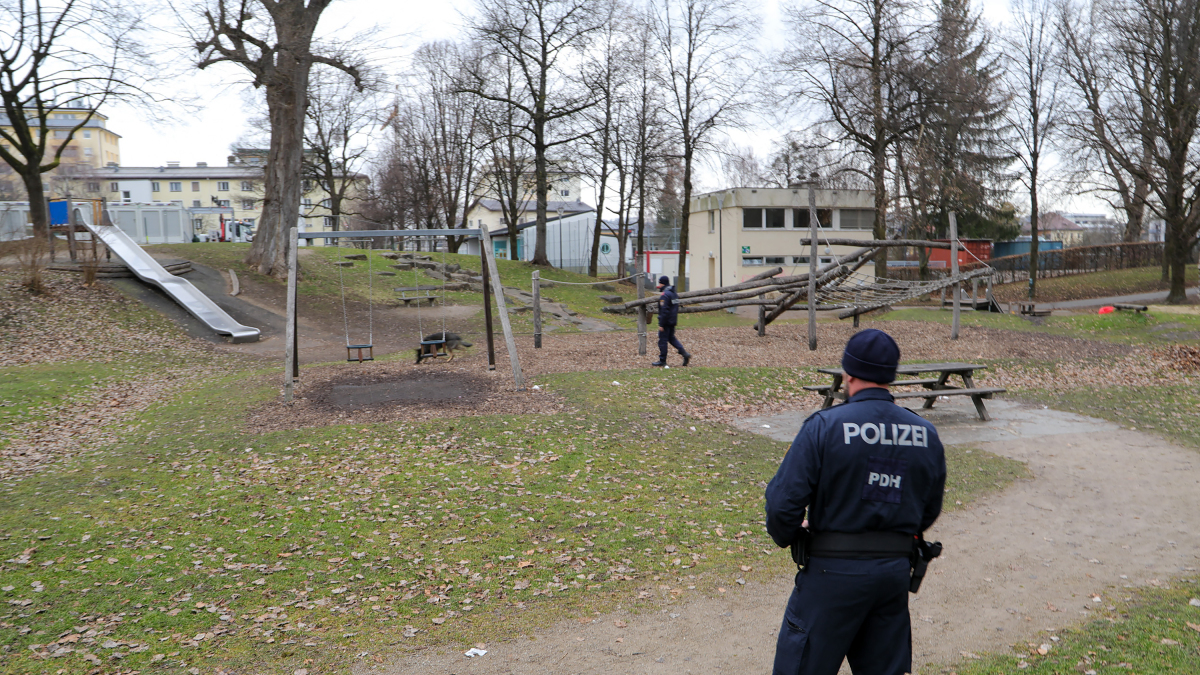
[83, 222, 261, 343]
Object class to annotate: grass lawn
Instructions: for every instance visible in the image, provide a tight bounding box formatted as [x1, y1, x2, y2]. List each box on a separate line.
[0, 343, 1024, 674]
[938, 578, 1200, 675]
[991, 265, 1199, 304]
[881, 306, 1200, 345]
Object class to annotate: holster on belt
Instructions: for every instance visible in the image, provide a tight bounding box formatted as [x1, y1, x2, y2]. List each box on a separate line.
[909, 535, 943, 594]
[790, 528, 812, 570]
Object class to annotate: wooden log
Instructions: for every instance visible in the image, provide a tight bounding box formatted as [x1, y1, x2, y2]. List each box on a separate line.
[617, 249, 872, 310]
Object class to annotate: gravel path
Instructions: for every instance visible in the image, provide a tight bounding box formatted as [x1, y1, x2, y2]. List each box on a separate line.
[371, 399, 1200, 674]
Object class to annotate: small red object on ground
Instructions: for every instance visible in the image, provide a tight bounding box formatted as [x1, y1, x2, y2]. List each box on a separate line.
[1098, 306, 1116, 315]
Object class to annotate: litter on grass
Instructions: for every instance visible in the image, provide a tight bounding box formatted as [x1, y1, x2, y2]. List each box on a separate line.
[464, 648, 488, 658]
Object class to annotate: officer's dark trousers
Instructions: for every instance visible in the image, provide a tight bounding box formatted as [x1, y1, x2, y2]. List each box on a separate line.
[657, 325, 685, 360]
[772, 557, 911, 675]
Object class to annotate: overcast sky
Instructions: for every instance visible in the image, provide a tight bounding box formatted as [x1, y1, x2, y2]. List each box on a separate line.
[104, 0, 1100, 216]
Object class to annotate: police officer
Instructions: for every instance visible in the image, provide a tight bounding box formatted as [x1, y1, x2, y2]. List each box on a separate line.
[651, 275, 692, 367]
[765, 329, 946, 675]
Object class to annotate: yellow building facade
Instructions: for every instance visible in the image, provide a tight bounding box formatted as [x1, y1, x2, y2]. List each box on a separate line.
[87, 151, 367, 242]
[0, 106, 122, 197]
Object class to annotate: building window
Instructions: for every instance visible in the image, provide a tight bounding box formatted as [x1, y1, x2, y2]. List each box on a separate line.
[193, 218, 203, 229]
[743, 208, 762, 229]
[192, 200, 201, 207]
[324, 216, 336, 229]
[742, 256, 765, 266]
[794, 208, 833, 229]
[151, 182, 160, 192]
[302, 180, 312, 192]
[561, 189, 569, 196]
[191, 181, 200, 192]
[321, 198, 331, 209]
[301, 198, 312, 208]
[122, 191, 131, 201]
[217, 181, 229, 191]
[109, 182, 119, 192]
[217, 199, 230, 207]
[791, 256, 832, 265]
[169, 182, 181, 192]
[763, 256, 786, 265]
[86, 182, 100, 192]
[765, 208, 785, 229]
[83, 130, 92, 139]
[241, 181, 253, 191]
[708, 211, 715, 233]
[241, 199, 254, 210]
[839, 208, 875, 230]
[53, 130, 68, 139]
[83, 147, 92, 156]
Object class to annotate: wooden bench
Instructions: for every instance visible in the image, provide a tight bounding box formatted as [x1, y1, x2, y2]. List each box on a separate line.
[398, 292, 437, 306]
[1113, 303, 1148, 313]
[1017, 302, 1051, 317]
[891, 387, 1007, 422]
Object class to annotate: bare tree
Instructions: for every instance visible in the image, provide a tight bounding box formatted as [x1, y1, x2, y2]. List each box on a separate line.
[1058, 0, 1155, 247]
[0, 0, 152, 239]
[472, 50, 536, 258]
[625, 10, 672, 264]
[653, 0, 755, 287]
[195, 0, 365, 277]
[460, 0, 606, 267]
[403, 41, 485, 251]
[719, 142, 763, 188]
[303, 69, 379, 234]
[1059, 0, 1200, 303]
[781, 0, 924, 279]
[579, 2, 631, 277]
[1004, 0, 1059, 298]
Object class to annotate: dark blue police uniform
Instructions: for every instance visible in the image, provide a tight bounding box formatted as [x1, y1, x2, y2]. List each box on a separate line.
[765, 387, 946, 675]
[653, 277, 690, 365]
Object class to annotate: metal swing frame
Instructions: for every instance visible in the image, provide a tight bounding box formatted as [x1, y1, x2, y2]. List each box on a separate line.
[282, 227, 525, 403]
[337, 240, 376, 363]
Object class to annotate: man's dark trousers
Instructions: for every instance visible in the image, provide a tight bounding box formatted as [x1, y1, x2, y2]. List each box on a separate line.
[772, 557, 911, 675]
[658, 325, 684, 361]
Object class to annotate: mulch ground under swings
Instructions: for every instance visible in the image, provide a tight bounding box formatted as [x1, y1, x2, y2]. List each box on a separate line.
[245, 359, 570, 433]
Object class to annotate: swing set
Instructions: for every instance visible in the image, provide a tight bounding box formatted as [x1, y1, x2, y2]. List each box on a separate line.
[281, 225, 525, 402]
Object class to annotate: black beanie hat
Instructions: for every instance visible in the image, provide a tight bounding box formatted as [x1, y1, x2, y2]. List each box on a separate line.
[658, 275, 670, 286]
[841, 329, 900, 384]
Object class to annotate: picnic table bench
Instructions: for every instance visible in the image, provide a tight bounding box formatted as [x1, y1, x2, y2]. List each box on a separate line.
[804, 362, 1006, 421]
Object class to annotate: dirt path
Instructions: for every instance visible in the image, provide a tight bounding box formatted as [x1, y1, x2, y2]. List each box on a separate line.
[369, 399, 1200, 674]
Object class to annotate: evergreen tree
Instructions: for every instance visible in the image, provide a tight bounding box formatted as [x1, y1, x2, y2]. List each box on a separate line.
[906, 0, 1013, 243]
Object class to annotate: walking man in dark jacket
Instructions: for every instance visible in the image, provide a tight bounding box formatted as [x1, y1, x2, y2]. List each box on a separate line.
[651, 275, 691, 367]
[765, 329, 946, 675]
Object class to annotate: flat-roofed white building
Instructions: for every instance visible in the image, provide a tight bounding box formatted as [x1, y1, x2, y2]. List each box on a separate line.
[687, 187, 877, 290]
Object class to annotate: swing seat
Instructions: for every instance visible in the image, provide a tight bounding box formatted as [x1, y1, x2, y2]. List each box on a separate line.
[346, 344, 374, 363]
[416, 339, 449, 364]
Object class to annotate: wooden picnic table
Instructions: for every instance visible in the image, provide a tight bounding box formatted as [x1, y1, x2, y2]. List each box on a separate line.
[806, 362, 1005, 421]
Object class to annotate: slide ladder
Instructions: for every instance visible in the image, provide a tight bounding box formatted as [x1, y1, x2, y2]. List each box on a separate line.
[83, 222, 261, 343]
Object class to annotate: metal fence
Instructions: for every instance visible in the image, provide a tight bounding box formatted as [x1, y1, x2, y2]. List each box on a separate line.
[963, 241, 1165, 284]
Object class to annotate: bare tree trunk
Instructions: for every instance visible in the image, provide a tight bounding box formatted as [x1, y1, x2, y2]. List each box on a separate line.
[251, 68, 310, 277]
[678, 148, 693, 290]
[590, 169, 608, 277]
[1028, 169, 1039, 299]
[20, 171, 49, 240]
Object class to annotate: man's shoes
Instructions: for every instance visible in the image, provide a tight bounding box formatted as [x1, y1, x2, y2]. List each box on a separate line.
[650, 360, 666, 367]
[682, 352, 691, 367]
